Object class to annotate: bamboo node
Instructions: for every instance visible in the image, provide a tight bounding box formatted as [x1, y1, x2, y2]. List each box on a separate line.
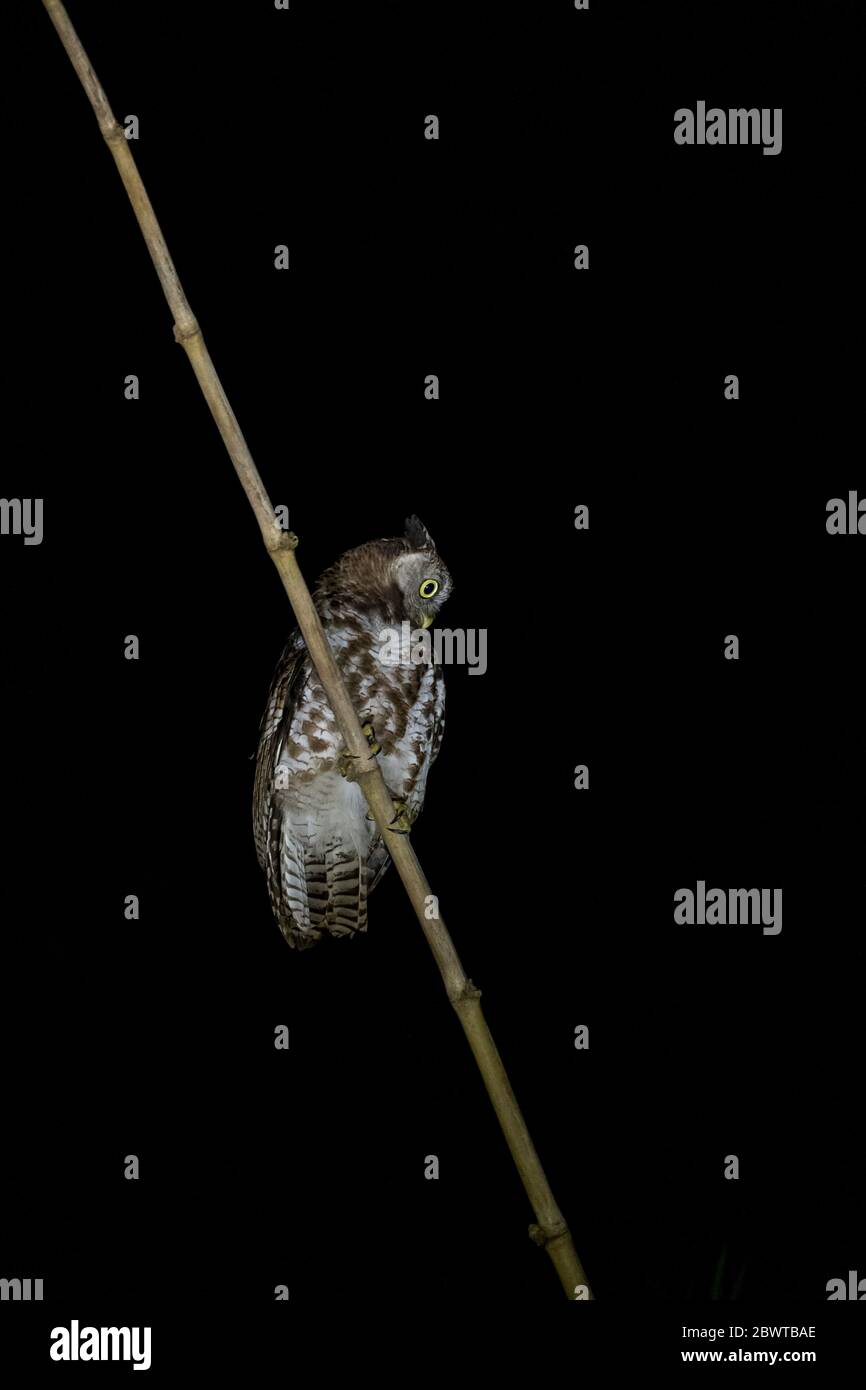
[265, 529, 299, 553]
[451, 978, 481, 1004]
[351, 753, 381, 779]
[173, 318, 202, 344]
[528, 1220, 569, 1248]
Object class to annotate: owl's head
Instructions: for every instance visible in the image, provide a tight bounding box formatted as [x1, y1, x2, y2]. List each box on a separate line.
[394, 515, 453, 629]
[314, 516, 453, 629]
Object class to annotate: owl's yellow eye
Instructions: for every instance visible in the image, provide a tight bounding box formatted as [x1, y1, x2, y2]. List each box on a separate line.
[419, 578, 439, 600]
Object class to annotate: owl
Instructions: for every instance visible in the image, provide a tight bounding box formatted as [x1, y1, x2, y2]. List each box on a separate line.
[253, 516, 452, 949]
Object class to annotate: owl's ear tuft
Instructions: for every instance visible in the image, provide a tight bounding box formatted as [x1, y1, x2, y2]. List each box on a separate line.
[404, 515, 435, 551]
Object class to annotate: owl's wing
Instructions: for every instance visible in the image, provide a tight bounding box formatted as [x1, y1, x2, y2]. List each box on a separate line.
[252, 628, 307, 876]
[365, 835, 391, 897]
[254, 630, 327, 947]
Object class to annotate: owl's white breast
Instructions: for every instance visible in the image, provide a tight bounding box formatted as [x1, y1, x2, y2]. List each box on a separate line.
[286, 768, 376, 856]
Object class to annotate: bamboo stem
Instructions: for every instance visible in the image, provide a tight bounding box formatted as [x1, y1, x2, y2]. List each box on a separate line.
[42, 0, 593, 1300]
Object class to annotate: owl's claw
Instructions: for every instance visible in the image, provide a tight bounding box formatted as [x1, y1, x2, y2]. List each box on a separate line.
[338, 721, 380, 780]
[365, 798, 413, 834]
[360, 721, 382, 756]
[337, 749, 358, 780]
[387, 800, 413, 835]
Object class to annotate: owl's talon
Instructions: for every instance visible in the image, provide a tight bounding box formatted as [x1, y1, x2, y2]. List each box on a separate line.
[337, 749, 360, 780]
[360, 720, 382, 756]
[338, 721, 381, 780]
[387, 800, 413, 835]
[363, 799, 413, 834]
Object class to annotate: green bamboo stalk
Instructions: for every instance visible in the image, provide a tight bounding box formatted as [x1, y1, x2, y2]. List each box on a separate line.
[42, 0, 593, 1300]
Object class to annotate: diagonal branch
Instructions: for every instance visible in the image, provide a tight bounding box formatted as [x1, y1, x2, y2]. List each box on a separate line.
[42, 0, 593, 1300]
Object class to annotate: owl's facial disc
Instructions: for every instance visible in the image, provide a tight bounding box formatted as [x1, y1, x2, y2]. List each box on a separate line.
[394, 551, 450, 628]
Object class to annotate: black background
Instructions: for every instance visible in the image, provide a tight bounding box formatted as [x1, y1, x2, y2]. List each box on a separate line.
[3, 0, 863, 1372]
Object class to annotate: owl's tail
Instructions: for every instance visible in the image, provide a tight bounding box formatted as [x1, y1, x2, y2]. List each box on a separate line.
[264, 809, 323, 950]
[266, 813, 369, 948]
[320, 840, 368, 938]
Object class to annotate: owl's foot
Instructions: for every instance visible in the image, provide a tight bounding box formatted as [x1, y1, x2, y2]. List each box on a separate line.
[360, 720, 381, 755]
[370, 799, 413, 834]
[337, 721, 381, 780]
[388, 801, 413, 835]
[365, 798, 414, 834]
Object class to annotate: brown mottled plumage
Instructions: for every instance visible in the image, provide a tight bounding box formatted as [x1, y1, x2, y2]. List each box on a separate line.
[253, 517, 451, 948]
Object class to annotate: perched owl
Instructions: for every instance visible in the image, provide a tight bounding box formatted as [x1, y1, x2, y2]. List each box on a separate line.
[253, 516, 452, 949]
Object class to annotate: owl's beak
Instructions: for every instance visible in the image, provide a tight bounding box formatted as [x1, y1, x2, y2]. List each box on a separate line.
[420, 612, 434, 629]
